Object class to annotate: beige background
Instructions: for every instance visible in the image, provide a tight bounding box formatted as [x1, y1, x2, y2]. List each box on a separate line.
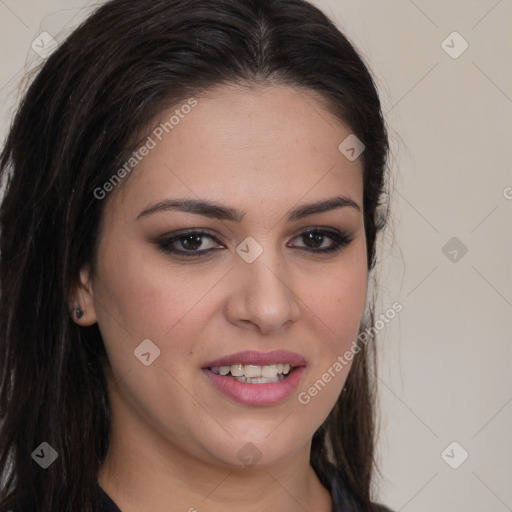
[1, 1, 511, 511]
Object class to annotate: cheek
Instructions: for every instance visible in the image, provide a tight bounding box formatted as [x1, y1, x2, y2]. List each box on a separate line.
[302, 242, 368, 344]
[93, 236, 221, 338]
[334, 263, 368, 341]
[295, 243, 368, 413]
[90, 242, 217, 426]
[91, 238, 219, 388]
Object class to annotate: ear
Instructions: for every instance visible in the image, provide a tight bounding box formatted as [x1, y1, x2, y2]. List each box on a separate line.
[69, 265, 98, 326]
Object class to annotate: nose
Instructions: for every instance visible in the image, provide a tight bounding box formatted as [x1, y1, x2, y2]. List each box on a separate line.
[224, 247, 301, 335]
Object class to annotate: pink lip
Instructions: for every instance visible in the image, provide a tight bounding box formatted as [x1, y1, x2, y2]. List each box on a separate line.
[201, 366, 306, 406]
[202, 350, 306, 369]
[201, 350, 307, 406]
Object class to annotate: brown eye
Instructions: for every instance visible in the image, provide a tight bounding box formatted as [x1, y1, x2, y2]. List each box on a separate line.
[157, 230, 223, 257]
[290, 229, 352, 254]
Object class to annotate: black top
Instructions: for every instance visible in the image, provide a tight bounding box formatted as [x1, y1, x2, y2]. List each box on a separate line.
[97, 463, 393, 512]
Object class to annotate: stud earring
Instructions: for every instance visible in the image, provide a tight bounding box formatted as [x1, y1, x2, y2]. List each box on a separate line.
[75, 306, 84, 319]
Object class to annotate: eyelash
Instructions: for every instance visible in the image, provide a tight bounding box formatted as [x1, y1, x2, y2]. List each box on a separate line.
[155, 228, 353, 258]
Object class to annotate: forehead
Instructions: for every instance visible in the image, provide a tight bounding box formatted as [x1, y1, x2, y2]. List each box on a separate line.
[110, 83, 363, 221]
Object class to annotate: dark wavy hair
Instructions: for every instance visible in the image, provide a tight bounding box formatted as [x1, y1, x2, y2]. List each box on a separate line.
[0, 0, 389, 510]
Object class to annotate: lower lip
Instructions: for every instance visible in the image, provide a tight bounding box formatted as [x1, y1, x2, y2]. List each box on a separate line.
[201, 367, 306, 406]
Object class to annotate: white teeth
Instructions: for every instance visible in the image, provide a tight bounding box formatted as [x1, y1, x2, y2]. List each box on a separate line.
[244, 365, 262, 378]
[209, 363, 295, 378]
[232, 374, 285, 384]
[230, 364, 244, 377]
[261, 365, 278, 378]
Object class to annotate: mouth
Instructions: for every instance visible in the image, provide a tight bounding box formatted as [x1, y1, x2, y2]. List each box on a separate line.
[201, 350, 306, 405]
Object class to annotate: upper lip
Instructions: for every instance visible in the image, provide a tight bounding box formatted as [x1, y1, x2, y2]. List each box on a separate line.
[202, 350, 306, 369]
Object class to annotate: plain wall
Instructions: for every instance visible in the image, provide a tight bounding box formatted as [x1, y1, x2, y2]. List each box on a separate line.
[0, 1, 511, 511]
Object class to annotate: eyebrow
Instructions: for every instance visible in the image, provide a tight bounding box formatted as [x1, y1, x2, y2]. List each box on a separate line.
[136, 195, 360, 222]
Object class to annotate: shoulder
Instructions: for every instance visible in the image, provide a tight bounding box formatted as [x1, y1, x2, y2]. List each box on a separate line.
[98, 486, 122, 512]
[0, 486, 121, 512]
[317, 461, 395, 512]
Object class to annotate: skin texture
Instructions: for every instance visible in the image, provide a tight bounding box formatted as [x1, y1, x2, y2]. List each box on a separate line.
[72, 83, 368, 512]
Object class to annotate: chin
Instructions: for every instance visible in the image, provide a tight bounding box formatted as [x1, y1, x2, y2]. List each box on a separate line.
[201, 428, 306, 470]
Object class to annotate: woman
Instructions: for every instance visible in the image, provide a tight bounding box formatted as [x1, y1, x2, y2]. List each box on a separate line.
[0, 0, 393, 510]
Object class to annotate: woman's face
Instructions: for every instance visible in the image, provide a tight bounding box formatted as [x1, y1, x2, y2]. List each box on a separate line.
[80, 83, 367, 470]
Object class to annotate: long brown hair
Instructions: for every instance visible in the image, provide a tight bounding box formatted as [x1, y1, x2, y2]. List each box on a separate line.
[0, 1, 389, 510]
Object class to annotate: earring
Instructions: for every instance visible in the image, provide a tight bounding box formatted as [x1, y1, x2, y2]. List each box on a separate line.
[75, 306, 84, 319]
